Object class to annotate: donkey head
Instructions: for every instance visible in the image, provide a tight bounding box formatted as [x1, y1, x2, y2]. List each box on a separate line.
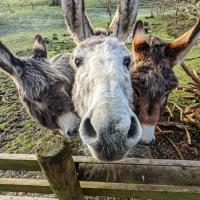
[0, 35, 80, 137]
[62, 0, 142, 161]
[130, 18, 200, 144]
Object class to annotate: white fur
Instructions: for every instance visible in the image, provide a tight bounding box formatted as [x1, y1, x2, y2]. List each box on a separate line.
[58, 112, 80, 137]
[72, 37, 142, 160]
[141, 124, 155, 144]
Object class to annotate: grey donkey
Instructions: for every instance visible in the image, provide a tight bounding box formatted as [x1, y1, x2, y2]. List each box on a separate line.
[0, 34, 80, 137]
[61, 0, 142, 161]
[1, 0, 142, 161]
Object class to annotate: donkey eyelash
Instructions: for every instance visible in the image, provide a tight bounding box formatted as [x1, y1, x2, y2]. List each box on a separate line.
[75, 57, 83, 67]
[123, 56, 131, 67]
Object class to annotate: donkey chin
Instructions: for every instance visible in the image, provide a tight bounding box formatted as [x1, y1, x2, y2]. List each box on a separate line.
[79, 104, 142, 161]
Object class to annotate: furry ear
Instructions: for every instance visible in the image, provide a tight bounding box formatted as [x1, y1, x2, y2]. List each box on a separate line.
[0, 41, 23, 76]
[33, 34, 47, 59]
[109, 0, 139, 41]
[165, 17, 200, 65]
[132, 20, 146, 49]
[61, 0, 94, 43]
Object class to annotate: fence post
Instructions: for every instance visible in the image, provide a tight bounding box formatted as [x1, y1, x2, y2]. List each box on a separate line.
[36, 133, 84, 200]
[31, 2, 34, 10]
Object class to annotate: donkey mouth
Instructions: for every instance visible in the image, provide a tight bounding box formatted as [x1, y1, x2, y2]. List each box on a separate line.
[88, 135, 129, 161]
[80, 115, 142, 161]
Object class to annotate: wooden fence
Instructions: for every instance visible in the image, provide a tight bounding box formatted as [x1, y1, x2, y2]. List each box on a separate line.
[0, 134, 200, 200]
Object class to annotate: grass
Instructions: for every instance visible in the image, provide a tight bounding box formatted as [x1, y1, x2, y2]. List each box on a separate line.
[0, 0, 199, 153]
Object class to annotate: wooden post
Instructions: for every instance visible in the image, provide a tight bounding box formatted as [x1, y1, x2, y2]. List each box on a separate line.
[36, 134, 84, 200]
[31, 2, 34, 10]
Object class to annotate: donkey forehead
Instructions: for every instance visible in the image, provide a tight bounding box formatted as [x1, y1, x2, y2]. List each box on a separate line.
[133, 66, 178, 99]
[146, 35, 166, 47]
[74, 37, 130, 58]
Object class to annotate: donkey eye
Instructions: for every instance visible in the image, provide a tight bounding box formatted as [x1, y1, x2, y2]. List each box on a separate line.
[123, 56, 131, 67]
[134, 88, 140, 96]
[75, 58, 83, 67]
[139, 43, 150, 51]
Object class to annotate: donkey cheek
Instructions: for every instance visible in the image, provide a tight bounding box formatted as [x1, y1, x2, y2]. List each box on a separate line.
[139, 113, 159, 126]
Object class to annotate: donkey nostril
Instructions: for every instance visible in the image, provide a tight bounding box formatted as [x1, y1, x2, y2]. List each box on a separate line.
[84, 118, 97, 138]
[67, 130, 78, 137]
[150, 138, 155, 145]
[127, 117, 137, 138]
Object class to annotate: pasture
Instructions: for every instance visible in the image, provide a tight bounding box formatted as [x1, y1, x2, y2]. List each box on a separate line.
[0, 0, 199, 159]
[0, 0, 200, 199]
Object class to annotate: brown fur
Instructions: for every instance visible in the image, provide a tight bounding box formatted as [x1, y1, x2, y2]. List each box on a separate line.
[0, 36, 75, 130]
[131, 19, 200, 128]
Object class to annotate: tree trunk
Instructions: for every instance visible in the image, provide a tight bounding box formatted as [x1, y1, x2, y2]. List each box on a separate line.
[50, 0, 61, 6]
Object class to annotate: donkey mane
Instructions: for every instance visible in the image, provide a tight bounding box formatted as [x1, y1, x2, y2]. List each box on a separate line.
[20, 58, 70, 101]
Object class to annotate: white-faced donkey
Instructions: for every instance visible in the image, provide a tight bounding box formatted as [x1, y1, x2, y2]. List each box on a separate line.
[0, 0, 142, 161]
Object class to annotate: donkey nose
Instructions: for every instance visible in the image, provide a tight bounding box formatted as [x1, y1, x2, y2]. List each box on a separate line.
[126, 113, 142, 146]
[139, 138, 155, 146]
[79, 117, 98, 145]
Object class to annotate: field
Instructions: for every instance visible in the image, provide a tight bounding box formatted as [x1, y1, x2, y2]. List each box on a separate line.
[0, 0, 199, 160]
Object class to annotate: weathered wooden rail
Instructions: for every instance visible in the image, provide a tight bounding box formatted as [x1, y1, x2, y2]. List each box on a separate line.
[0, 134, 200, 200]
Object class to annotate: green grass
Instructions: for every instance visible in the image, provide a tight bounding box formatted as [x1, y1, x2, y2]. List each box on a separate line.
[0, 0, 199, 153]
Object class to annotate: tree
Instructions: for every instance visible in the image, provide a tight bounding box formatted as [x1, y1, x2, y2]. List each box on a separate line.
[98, 0, 117, 25]
[49, 0, 61, 6]
[179, 0, 200, 19]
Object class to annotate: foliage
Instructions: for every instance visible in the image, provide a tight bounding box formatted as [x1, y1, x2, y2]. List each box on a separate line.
[180, 0, 200, 19]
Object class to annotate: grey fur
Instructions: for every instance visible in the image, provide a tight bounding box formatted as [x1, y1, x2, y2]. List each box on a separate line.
[61, 0, 94, 43]
[0, 39, 76, 131]
[61, 0, 138, 42]
[109, 0, 139, 40]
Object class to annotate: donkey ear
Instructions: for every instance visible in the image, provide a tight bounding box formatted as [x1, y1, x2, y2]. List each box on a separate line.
[0, 41, 23, 76]
[109, 0, 139, 41]
[33, 34, 47, 59]
[132, 20, 146, 48]
[61, 0, 94, 43]
[165, 17, 200, 66]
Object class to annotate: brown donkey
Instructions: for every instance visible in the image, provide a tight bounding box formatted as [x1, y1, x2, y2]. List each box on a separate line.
[0, 35, 80, 137]
[130, 18, 200, 144]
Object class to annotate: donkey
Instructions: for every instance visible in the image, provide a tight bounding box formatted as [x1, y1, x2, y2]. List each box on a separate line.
[61, 0, 142, 161]
[0, 34, 80, 137]
[0, 0, 141, 161]
[130, 18, 200, 144]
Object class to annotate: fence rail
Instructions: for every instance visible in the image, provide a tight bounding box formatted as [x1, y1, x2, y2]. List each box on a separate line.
[1, 178, 200, 200]
[0, 134, 200, 200]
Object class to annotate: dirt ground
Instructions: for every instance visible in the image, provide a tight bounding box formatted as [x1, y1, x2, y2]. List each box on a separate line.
[0, 74, 199, 160]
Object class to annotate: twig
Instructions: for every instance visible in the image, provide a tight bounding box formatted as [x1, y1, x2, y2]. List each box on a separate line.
[156, 126, 162, 132]
[184, 110, 194, 115]
[183, 119, 200, 128]
[165, 136, 184, 160]
[181, 63, 200, 85]
[168, 101, 183, 121]
[157, 131, 174, 136]
[184, 126, 192, 145]
[186, 89, 200, 97]
[159, 122, 192, 144]
[183, 96, 196, 100]
[166, 106, 174, 118]
[189, 82, 199, 88]
[185, 103, 200, 111]
[178, 87, 200, 97]
[186, 56, 200, 61]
